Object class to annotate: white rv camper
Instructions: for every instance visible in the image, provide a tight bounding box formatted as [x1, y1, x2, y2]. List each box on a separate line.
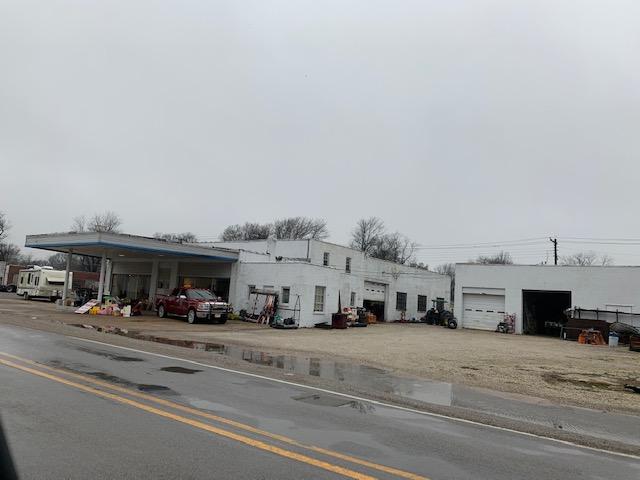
[16, 266, 73, 301]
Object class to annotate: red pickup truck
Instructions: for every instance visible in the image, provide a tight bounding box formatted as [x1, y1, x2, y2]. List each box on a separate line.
[156, 288, 231, 324]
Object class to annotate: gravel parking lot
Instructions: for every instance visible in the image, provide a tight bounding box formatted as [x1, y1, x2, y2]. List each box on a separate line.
[2, 292, 639, 414]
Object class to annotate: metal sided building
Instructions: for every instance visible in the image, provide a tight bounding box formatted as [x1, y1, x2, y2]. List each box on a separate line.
[455, 263, 640, 334]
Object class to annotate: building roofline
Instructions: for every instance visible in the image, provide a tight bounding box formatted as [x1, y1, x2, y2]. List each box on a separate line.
[25, 232, 240, 261]
[214, 238, 448, 277]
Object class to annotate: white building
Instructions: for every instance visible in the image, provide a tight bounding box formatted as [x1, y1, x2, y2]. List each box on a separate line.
[212, 239, 449, 327]
[455, 263, 640, 334]
[25, 232, 450, 327]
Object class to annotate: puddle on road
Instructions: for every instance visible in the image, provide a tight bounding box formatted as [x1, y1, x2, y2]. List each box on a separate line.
[70, 324, 453, 406]
[137, 384, 173, 393]
[47, 359, 178, 396]
[160, 366, 202, 374]
[292, 393, 376, 413]
[74, 345, 144, 362]
[292, 393, 353, 407]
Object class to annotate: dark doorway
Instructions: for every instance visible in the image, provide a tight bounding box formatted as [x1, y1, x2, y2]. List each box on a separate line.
[522, 290, 571, 336]
[363, 300, 385, 322]
[214, 278, 230, 302]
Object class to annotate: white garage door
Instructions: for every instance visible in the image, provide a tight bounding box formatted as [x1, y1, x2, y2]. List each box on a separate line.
[462, 293, 505, 331]
[363, 281, 386, 301]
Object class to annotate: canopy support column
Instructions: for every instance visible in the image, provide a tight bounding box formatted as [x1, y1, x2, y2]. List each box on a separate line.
[61, 249, 72, 305]
[104, 259, 112, 295]
[149, 259, 159, 304]
[169, 261, 179, 290]
[97, 251, 107, 304]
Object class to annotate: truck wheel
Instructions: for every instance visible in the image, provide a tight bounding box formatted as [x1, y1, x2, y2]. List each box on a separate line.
[23, 292, 29, 300]
[157, 304, 166, 318]
[217, 314, 228, 325]
[187, 309, 197, 324]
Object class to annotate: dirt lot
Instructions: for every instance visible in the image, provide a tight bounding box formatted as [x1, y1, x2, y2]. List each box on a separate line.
[2, 293, 639, 414]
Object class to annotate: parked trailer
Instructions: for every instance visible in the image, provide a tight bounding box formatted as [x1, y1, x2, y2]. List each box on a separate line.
[16, 266, 73, 302]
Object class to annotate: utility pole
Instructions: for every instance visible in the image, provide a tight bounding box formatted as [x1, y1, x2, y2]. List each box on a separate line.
[549, 237, 558, 265]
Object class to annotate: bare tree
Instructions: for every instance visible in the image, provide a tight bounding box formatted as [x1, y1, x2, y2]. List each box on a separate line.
[154, 232, 198, 243]
[396, 234, 418, 264]
[71, 215, 87, 233]
[69, 212, 122, 271]
[0, 245, 48, 266]
[371, 232, 417, 265]
[220, 223, 272, 241]
[350, 217, 385, 254]
[436, 263, 455, 276]
[47, 252, 87, 270]
[72, 211, 122, 233]
[0, 212, 22, 263]
[0, 243, 21, 262]
[409, 261, 429, 270]
[0, 211, 18, 262]
[350, 217, 417, 265]
[436, 263, 456, 302]
[220, 224, 244, 241]
[475, 251, 513, 265]
[561, 251, 612, 266]
[0, 211, 9, 242]
[242, 223, 272, 240]
[18, 255, 48, 266]
[600, 254, 614, 266]
[273, 217, 329, 240]
[47, 252, 69, 270]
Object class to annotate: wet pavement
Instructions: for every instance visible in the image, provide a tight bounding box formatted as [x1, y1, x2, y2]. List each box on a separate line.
[1, 323, 639, 480]
[71, 324, 456, 405]
[69, 323, 640, 449]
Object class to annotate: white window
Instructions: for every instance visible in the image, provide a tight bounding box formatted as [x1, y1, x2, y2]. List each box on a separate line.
[314, 286, 326, 312]
[323, 252, 330, 266]
[345, 257, 351, 273]
[281, 287, 290, 304]
[350, 291, 356, 307]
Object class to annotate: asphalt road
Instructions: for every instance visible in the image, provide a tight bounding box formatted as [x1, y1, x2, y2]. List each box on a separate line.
[0, 324, 638, 480]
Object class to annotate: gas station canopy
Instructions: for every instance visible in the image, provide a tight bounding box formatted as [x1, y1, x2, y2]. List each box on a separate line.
[25, 232, 239, 262]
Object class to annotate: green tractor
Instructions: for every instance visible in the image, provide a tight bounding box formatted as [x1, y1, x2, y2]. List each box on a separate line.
[422, 299, 457, 329]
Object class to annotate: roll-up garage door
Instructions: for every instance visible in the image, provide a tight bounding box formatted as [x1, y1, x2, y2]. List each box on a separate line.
[462, 293, 505, 330]
[363, 281, 386, 301]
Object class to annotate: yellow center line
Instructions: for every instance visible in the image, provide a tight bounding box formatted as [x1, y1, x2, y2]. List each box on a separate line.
[0, 351, 429, 480]
[0, 356, 376, 480]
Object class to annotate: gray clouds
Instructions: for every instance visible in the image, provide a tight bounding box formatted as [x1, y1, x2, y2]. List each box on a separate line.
[0, 1, 638, 264]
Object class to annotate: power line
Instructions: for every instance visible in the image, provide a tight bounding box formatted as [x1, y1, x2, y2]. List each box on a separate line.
[561, 236, 640, 242]
[412, 237, 549, 250]
[561, 240, 640, 246]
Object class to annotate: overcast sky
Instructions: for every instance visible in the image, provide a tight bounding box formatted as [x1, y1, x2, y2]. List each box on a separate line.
[1, 1, 639, 265]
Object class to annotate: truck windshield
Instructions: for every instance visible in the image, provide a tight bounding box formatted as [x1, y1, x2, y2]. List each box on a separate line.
[186, 289, 215, 300]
